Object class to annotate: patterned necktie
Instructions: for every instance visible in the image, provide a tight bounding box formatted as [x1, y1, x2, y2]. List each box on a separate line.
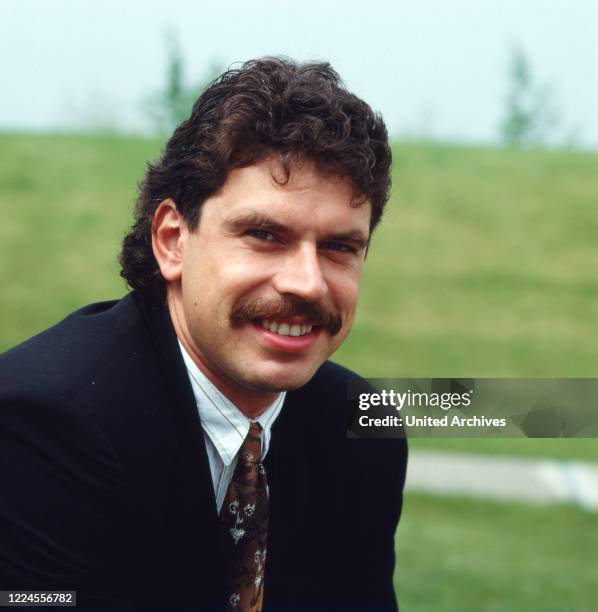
[220, 422, 269, 611]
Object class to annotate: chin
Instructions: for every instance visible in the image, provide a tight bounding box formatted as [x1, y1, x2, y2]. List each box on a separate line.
[243, 363, 321, 393]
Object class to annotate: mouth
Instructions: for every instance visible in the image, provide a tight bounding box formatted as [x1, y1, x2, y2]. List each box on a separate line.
[250, 318, 322, 352]
[259, 319, 316, 337]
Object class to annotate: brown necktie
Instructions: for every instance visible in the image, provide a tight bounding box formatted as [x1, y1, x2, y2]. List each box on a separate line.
[220, 422, 268, 611]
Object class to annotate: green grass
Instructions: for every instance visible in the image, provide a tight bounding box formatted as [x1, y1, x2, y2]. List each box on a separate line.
[1, 133, 598, 464]
[396, 493, 598, 611]
[0, 132, 161, 345]
[337, 143, 598, 378]
[2, 133, 597, 610]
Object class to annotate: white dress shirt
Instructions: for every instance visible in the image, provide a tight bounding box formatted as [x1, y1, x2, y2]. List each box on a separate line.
[178, 340, 285, 513]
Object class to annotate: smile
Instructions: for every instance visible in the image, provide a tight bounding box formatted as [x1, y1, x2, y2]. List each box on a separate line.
[251, 320, 321, 353]
[260, 320, 313, 337]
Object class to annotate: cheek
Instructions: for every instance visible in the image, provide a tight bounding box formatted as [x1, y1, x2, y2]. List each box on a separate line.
[328, 268, 362, 314]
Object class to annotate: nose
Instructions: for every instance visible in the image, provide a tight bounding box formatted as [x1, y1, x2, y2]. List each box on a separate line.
[272, 242, 328, 302]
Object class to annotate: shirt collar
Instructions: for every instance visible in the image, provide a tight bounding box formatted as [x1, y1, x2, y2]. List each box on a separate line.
[178, 340, 285, 466]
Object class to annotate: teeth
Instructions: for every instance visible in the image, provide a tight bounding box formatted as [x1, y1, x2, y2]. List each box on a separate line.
[260, 320, 313, 337]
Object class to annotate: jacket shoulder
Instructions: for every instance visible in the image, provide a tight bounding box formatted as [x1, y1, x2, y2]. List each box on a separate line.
[0, 294, 145, 405]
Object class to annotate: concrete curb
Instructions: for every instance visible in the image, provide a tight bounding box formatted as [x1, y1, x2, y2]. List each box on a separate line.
[405, 450, 598, 512]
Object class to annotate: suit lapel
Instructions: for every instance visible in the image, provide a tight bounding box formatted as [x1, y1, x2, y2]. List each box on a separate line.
[131, 294, 226, 605]
[135, 294, 218, 521]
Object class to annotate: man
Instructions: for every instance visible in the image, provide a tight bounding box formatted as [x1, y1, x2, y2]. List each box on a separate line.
[0, 58, 407, 610]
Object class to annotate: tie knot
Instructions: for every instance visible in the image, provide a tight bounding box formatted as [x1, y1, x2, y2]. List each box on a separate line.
[239, 422, 263, 464]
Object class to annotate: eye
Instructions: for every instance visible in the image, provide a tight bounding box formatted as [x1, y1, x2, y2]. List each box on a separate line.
[322, 241, 355, 253]
[247, 229, 276, 241]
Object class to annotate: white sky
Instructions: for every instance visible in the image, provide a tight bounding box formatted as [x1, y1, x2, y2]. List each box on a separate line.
[1, 0, 597, 146]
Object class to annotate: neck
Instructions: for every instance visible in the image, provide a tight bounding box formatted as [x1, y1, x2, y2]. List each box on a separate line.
[167, 287, 279, 418]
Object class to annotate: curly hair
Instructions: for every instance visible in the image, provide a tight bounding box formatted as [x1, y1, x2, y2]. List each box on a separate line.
[120, 57, 392, 301]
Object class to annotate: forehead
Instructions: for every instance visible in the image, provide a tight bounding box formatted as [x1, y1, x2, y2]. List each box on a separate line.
[204, 158, 371, 231]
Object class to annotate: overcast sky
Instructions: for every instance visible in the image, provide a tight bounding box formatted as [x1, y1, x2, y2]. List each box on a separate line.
[2, 0, 597, 146]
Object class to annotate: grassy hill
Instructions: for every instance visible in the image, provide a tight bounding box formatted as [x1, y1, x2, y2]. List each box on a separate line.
[1, 133, 598, 461]
[2, 132, 597, 609]
[396, 493, 598, 611]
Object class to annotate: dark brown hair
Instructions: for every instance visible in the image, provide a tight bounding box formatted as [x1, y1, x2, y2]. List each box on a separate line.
[120, 57, 392, 300]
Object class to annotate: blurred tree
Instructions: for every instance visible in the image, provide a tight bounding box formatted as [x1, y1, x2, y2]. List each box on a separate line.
[500, 45, 561, 147]
[145, 30, 223, 135]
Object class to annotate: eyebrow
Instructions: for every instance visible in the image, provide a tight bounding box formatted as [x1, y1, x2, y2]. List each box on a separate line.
[224, 210, 370, 251]
[224, 211, 286, 233]
[325, 232, 369, 251]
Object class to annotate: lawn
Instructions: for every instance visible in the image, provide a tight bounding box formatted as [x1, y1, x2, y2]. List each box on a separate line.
[2, 132, 597, 610]
[396, 493, 598, 611]
[0, 132, 157, 343]
[3, 135, 597, 374]
[337, 142, 598, 379]
[3, 133, 596, 460]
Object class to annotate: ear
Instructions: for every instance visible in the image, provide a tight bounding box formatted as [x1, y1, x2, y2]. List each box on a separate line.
[151, 199, 188, 283]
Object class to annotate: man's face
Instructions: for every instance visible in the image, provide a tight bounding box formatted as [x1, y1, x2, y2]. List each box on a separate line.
[170, 157, 371, 403]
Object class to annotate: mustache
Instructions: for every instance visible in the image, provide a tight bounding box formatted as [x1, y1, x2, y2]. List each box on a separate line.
[231, 295, 343, 336]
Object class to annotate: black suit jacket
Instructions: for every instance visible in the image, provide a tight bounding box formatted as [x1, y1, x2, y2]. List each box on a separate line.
[0, 293, 407, 610]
